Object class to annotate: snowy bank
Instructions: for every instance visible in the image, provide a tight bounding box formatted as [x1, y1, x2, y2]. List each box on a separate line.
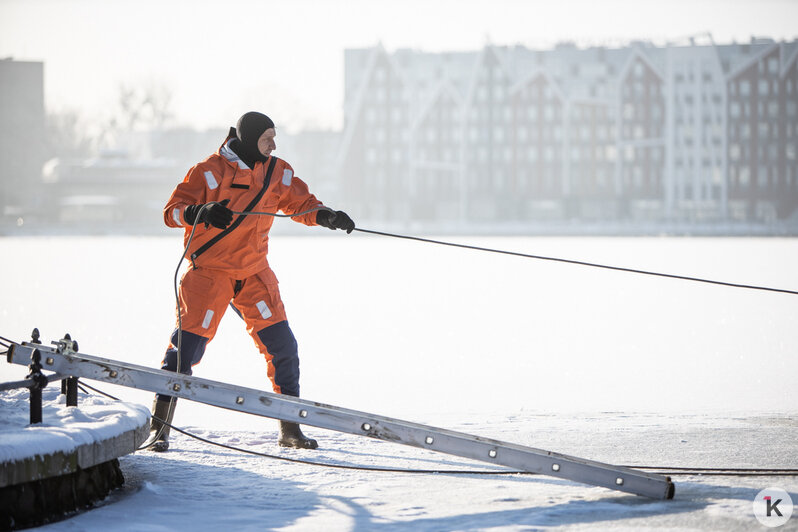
[1, 385, 150, 489]
[0, 387, 149, 479]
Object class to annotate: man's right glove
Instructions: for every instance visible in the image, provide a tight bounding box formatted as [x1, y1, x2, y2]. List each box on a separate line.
[316, 209, 355, 234]
[184, 200, 234, 229]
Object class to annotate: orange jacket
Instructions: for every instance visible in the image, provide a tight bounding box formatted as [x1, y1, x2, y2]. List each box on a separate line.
[164, 139, 323, 279]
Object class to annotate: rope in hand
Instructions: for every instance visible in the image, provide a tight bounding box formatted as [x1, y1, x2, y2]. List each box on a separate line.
[353, 228, 798, 296]
[10, 203, 796, 459]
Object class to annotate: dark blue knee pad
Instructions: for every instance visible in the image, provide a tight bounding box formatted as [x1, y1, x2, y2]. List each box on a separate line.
[257, 321, 299, 397]
[157, 330, 208, 402]
[161, 329, 209, 375]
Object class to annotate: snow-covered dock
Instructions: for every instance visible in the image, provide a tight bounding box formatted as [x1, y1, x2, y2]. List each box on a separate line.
[0, 387, 149, 528]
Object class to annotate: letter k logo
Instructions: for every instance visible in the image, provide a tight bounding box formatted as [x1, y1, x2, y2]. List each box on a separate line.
[765, 496, 783, 517]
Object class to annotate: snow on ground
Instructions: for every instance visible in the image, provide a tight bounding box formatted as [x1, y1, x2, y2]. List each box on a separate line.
[20, 405, 798, 531]
[2, 234, 798, 530]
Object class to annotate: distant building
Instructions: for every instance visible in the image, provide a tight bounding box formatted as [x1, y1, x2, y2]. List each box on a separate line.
[278, 129, 342, 206]
[37, 126, 337, 232]
[337, 37, 798, 227]
[0, 58, 45, 224]
[42, 147, 184, 231]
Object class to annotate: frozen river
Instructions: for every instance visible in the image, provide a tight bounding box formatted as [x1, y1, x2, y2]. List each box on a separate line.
[2, 233, 795, 421]
[2, 233, 797, 530]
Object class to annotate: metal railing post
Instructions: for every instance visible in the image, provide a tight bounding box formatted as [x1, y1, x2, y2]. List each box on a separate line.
[65, 377, 79, 407]
[27, 348, 45, 424]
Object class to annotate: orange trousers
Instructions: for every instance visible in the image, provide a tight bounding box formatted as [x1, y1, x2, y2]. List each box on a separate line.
[159, 267, 300, 397]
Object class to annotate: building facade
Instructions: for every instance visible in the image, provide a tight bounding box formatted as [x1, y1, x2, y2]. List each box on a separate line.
[337, 37, 798, 227]
[0, 59, 45, 225]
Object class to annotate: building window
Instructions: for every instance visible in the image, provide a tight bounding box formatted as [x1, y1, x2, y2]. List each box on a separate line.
[739, 167, 750, 186]
[758, 167, 768, 187]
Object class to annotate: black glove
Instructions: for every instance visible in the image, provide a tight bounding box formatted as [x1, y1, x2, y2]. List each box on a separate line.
[184, 200, 233, 229]
[316, 209, 355, 234]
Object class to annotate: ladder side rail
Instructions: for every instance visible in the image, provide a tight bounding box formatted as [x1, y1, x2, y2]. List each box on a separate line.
[6, 344, 674, 499]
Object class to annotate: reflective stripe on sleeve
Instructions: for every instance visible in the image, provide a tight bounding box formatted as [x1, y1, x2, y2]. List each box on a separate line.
[204, 171, 219, 190]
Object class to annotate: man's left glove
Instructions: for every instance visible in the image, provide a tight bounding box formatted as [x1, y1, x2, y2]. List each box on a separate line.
[316, 209, 355, 234]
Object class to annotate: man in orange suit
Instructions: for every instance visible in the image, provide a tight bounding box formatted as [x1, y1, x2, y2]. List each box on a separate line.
[146, 111, 354, 452]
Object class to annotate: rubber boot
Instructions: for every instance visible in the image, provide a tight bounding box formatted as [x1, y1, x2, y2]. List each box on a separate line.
[278, 421, 318, 449]
[144, 397, 176, 452]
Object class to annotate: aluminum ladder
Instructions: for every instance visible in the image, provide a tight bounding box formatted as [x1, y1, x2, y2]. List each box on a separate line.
[6, 337, 675, 499]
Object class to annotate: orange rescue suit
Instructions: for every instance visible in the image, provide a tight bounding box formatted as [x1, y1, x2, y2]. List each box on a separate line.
[158, 138, 324, 397]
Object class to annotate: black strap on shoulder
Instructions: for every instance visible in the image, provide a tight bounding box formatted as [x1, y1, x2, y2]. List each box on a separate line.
[191, 157, 277, 264]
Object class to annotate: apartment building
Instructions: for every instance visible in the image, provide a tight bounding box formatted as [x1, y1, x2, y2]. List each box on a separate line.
[337, 37, 798, 226]
[0, 58, 45, 224]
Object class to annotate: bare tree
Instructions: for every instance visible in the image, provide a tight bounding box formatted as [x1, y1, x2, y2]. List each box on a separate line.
[109, 82, 175, 133]
[44, 109, 96, 160]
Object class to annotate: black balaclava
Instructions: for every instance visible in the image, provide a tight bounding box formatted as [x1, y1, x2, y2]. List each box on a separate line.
[229, 111, 275, 168]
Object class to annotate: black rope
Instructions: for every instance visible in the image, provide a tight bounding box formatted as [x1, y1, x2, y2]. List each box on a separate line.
[353, 228, 798, 296]
[0, 334, 17, 348]
[5, 219, 797, 476]
[78, 380, 120, 401]
[2, 373, 792, 478]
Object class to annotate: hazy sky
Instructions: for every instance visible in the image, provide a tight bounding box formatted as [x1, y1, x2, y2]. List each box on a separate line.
[2, 0, 797, 133]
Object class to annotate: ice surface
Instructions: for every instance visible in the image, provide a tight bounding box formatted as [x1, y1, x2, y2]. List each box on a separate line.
[1, 234, 797, 530]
